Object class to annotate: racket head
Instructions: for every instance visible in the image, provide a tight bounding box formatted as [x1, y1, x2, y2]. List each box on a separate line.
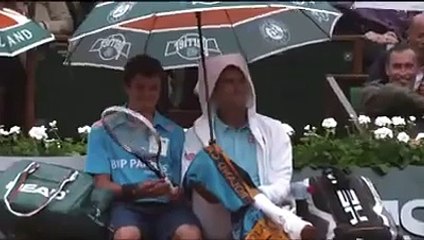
[100, 106, 162, 165]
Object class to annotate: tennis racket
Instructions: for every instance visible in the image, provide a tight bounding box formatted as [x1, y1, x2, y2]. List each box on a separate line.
[100, 106, 176, 192]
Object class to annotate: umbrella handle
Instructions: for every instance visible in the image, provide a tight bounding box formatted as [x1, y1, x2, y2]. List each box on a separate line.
[195, 11, 215, 144]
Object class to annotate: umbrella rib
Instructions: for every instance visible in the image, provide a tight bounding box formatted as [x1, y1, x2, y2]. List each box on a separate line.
[63, 33, 86, 68]
[223, 9, 248, 61]
[143, 14, 158, 55]
[300, 9, 331, 39]
[329, 13, 343, 39]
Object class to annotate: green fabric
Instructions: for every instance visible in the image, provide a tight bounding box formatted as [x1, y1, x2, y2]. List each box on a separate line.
[0, 160, 113, 239]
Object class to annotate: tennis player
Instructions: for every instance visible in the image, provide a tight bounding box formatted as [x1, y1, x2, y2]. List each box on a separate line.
[182, 53, 316, 239]
[85, 55, 202, 240]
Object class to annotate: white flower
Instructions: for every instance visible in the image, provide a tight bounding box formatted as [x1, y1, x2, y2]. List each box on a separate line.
[281, 123, 295, 136]
[409, 116, 416, 122]
[8, 126, 20, 135]
[374, 127, 393, 139]
[322, 118, 337, 129]
[397, 132, 410, 143]
[49, 120, 57, 128]
[415, 133, 424, 141]
[303, 125, 317, 136]
[78, 125, 91, 134]
[374, 116, 392, 127]
[0, 128, 9, 136]
[391, 116, 406, 126]
[358, 115, 371, 125]
[28, 126, 48, 140]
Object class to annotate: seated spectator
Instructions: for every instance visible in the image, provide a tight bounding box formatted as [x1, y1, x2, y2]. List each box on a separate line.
[368, 13, 424, 87]
[361, 43, 424, 117]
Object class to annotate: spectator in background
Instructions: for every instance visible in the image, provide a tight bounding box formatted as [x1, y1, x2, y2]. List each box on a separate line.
[368, 13, 424, 87]
[30, 2, 74, 35]
[361, 43, 424, 117]
[408, 13, 424, 69]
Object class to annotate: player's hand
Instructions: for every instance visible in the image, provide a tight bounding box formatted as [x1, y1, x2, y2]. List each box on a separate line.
[135, 179, 165, 198]
[144, 179, 172, 197]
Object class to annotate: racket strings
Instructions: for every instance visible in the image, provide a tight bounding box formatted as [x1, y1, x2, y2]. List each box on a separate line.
[102, 111, 156, 159]
[100, 107, 167, 181]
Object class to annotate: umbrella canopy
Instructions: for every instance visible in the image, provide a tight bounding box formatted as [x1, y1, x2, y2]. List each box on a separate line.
[70, 1, 339, 41]
[0, 8, 55, 57]
[65, 1, 342, 70]
[353, 2, 424, 12]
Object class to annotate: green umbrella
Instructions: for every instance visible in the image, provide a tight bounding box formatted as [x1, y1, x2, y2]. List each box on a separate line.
[65, 1, 342, 70]
[70, 1, 339, 42]
[0, 8, 55, 57]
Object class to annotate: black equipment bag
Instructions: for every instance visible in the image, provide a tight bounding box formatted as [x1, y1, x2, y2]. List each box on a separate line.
[292, 168, 401, 240]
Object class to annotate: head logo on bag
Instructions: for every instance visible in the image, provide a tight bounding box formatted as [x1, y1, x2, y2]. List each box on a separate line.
[5, 182, 69, 200]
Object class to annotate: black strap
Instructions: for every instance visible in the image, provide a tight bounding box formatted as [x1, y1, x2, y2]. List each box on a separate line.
[205, 144, 256, 204]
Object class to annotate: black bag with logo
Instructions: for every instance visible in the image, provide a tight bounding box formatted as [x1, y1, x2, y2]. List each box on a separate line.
[291, 168, 401, 240]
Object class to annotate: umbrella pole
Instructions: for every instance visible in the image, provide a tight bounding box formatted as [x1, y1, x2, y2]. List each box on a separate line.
[195, 12, 215, 144]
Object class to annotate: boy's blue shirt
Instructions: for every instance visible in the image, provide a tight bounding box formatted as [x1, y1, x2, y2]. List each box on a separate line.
[85, 111, 185, 203]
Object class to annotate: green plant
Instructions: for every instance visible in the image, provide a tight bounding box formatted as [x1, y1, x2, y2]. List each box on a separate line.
[0, 121, 90, 156]
[3, 115, 424, 175]
[293, 115, 424, 175]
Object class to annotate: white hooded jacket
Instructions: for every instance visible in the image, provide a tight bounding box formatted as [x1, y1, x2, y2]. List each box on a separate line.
[181, 53, 293, 239]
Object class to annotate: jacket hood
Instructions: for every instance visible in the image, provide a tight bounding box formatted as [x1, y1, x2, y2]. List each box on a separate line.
[194, 53, 256, 118]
